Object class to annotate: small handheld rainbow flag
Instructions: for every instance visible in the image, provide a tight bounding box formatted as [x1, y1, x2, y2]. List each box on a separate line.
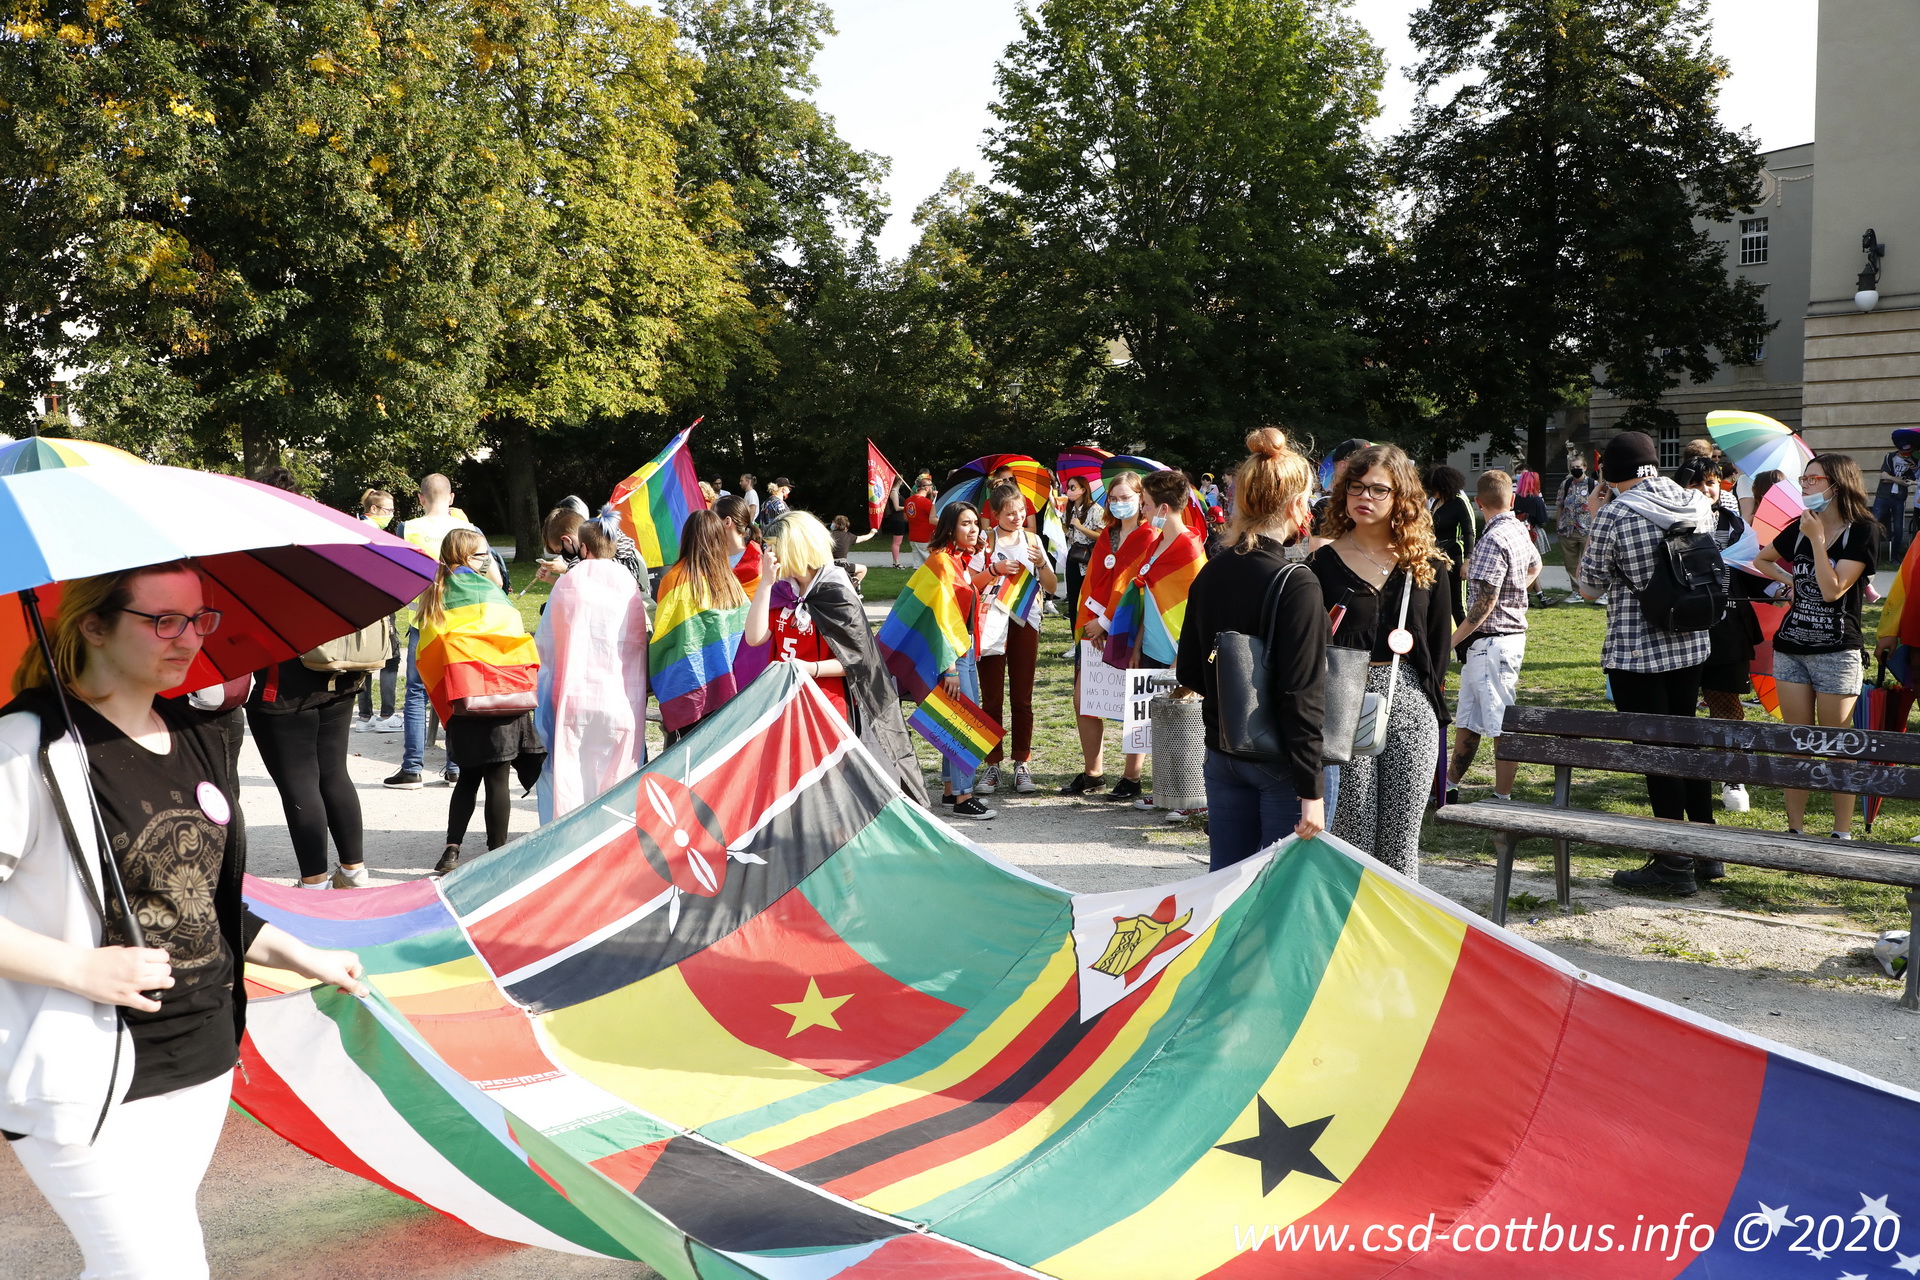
[649, 559, 748, 732]
[610, 421, 707, 571]
[1103, 528, 1205, 669]
[993, 561, 1043, 627]
[907, 684, 1004, 774]
[416, 569, 540, 722]
[876, 552, 973, 701]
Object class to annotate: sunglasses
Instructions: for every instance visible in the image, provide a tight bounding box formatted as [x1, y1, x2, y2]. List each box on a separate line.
[118, 608, 223, 639]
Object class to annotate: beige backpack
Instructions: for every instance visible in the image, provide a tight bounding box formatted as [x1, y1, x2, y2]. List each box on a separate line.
[301, 616, 394, 672]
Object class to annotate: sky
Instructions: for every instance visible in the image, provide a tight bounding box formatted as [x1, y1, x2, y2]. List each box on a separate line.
[809, 0, 1820, 260]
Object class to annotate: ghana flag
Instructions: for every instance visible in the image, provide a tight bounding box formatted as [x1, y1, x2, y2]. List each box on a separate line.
[237, 667, 1920, 1278]
[414, 568, 538, 723]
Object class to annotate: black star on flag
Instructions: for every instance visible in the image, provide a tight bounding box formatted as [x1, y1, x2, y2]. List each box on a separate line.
[1215, 1097, 1341, 1195]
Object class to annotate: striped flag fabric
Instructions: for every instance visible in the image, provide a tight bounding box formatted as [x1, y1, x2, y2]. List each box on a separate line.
[1102, 527, 1205, 668]
[236, 665, 1920, 1279]
[875, 551, 973, 701]
[414, 569, 538, 722]
[906, 684, 1004, 774]
[648, 560, 747, 732]
[609, 422, 707, 570]
[994, 560, 1043, 627]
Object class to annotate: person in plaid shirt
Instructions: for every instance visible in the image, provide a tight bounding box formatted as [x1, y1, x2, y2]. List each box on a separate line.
[1445, 471, 1540, 806]
[1576, 431, 1718, 895]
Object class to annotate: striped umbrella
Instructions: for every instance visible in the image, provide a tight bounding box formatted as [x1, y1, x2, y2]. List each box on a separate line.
[935, 454, 1053, 517]
[1056, 445, 1113, 505]
[1706, 409, 1812, 483]
[0, 435, 145, 474]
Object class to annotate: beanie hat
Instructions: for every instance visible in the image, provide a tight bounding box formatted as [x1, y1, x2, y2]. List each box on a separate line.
[1601, 432, 1660, 483]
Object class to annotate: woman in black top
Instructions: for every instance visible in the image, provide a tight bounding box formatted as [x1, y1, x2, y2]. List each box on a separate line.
[1314, 445, 1453, 880]
[1426, 466, 1477, 626]
[1175, 428, 1328, 868]
[1753, 453, 1878, 838]
[0, 562, 365, 1278]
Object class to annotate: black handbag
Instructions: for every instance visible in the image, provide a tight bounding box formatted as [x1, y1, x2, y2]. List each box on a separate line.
[1212, 565, 1300, 761]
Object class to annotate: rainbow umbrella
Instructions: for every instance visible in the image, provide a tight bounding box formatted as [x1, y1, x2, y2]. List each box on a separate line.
[0, 436, 144, 474]
[1056, 446, 1113, 505]
[935, 454, 1053, 516]
[1706, 409, 1812, 484]
[1101, 453, 1208, 539]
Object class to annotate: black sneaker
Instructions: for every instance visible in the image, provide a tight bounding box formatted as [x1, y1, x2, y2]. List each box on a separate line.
[384, 769, 424, 790]
[1611, 856, 1698, 896]
[951, 797, 997, 820]
[1109, 777, 1143, 801]
[1695, 859, 1726, 882]
[434, 844, 461, 875]
[941, 793, 955, 806]
[1059, 773, 1107, 796]
[1444, 787, 1460, 808]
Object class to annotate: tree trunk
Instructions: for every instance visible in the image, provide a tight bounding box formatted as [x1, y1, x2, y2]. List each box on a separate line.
[240, 421, 275, 477]
[499, 418, 544, 567]
[1527, 414, 1548, 475]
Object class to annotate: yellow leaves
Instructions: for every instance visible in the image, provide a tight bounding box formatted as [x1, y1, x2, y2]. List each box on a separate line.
[369, 154, 390, 174]
[297, 118, 320, 137]
[55, 22, 90, 44]
[469, 32, 514, 73]
[309, 50, 346, 75]
[85, 0, 111, 23]
[167, 96, 215, 124]
[6, 19, 45, 39]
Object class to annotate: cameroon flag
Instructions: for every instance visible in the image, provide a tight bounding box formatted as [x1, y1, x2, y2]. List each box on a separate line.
[237, 666, 1920, 1278]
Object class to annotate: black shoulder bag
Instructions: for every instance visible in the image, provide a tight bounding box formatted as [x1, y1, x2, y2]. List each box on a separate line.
[1212, 564, 1300, 761]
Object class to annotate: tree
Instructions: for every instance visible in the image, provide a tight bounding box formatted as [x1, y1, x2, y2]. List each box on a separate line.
[967, 0, 1385, 465]
[1377, 0, 1773, 467]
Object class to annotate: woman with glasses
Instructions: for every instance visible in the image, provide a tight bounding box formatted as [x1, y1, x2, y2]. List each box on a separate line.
[1311, 445, 1453, 879]
[1755, 454, 1879, 838]
[0, 562, 365, 1279]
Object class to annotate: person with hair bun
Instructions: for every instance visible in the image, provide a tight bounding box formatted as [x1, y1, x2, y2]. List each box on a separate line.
[1311, 443, 1453, 879]
[1176, 428, 1329, 864]
[1064, 471, 1156, 799]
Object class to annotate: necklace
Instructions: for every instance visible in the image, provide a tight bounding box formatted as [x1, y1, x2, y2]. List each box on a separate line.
[1344, 534, 1396, 579]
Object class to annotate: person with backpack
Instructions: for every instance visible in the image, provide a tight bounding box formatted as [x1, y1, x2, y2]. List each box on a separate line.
[1575, 431, 1720, 893]
[1753, 453, 1878, 839]
[1676, 454, 1765, 814]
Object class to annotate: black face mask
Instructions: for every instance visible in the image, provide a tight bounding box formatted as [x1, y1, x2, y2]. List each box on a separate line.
[1569, 467, 1585, 478]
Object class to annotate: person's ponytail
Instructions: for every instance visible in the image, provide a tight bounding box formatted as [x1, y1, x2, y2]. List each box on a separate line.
[1223, 428, 1311, 553]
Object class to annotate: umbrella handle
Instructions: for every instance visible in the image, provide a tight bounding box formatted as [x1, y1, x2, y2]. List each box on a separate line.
[17, 589, 146, 950]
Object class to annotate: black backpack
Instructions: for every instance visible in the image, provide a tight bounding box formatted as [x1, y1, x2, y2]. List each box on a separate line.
[1633, 517, 1728, 632]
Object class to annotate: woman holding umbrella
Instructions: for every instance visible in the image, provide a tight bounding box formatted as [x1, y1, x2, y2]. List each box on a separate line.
[0, 561, 366, 1278]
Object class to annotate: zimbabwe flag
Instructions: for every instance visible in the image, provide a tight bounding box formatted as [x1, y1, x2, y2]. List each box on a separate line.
[236, 667, 1920, 1278]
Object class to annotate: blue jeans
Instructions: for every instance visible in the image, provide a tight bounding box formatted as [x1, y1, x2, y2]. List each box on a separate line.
[1204, 750, 1336, 870]
[401, 626, 456, 779]
[941, 652, 981, 796]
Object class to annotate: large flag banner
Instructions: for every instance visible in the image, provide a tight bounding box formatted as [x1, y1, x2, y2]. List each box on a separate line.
[414, 569, 538, 722]
[866, 441, 899, 534]
[238, 666, 1920, 1279]
[610, 422, 708, 570]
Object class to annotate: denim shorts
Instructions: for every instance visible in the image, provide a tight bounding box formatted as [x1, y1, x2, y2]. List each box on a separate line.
[1771, 647, 1864, 696]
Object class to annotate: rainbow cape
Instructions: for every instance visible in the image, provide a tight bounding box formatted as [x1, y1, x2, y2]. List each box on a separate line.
[235, 666, 1920, 1278]
[876, 551, 972, 701]
[1882, 533, 1920, 688]
[649, 560, 747, 731]
[1103, 527, 1204, 669]
[906, 683, 1004, 774]
[610, 424, 708, 570]
[415, 569, 538, 722]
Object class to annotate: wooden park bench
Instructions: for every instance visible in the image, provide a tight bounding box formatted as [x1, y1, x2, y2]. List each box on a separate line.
[1434, 705, 1920, 1011]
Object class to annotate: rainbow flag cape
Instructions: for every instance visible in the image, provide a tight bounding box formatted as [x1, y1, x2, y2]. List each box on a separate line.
[415, 568, 538, 723]
[1103, 528, 1204, 669]
[876, 551, 972, 701]
[1883, 533, 1920, 688]
[610, 423, 707, 570]
[235, 666, 1920, 1278]
[906, 683, 1004, 774]
[649, 561, 747, 731]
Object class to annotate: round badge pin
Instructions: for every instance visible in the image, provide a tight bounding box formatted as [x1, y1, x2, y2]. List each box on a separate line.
[1104, 553, 1117, 570]
[196, 781, 231, 826]
[1388, 627, 1415, 656]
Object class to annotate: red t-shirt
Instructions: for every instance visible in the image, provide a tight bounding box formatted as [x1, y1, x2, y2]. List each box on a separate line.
[771, 604, 848, 718]
[906, 494, 937, 543]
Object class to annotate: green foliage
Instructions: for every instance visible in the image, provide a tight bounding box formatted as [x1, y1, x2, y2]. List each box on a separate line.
[1376, 0, 1774, 461]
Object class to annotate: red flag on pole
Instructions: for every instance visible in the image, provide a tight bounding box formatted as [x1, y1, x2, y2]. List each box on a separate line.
[866, 440, 899, 533]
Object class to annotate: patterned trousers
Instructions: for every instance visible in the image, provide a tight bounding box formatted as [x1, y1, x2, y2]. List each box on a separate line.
[1332, 662, 1440, 880]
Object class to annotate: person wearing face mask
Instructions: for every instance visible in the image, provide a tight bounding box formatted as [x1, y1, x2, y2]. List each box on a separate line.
[1176, 429, 1328, 865]
[1064, 472, 1158, 799]
[1755, 453, 1878, 840]
[1557, 459, 1595, 579]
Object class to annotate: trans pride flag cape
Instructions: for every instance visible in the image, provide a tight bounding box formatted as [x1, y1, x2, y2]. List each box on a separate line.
[415, 568, 538, 723]
[1102, 526, 1204, 668]
[875, 549, 973, 701]
[649, 561, 747, 732]
[235, 666, 1920, 1278]
[610, 424, 708, 570]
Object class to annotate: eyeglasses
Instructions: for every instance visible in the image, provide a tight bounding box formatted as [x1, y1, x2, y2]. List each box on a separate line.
[1802, 473, 1831, 488]
[1345, 481, 1396, 502]
[118, 608, 222, 639]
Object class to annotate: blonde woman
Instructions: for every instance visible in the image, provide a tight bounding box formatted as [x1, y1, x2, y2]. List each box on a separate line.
[1309, 443, 1452, 878]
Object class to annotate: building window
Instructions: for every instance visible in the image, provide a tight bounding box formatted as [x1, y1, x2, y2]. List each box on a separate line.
[1739, 217, 1769, 266]
[1658, 424, 1680, 470]
[1469, 452, 1482, 473]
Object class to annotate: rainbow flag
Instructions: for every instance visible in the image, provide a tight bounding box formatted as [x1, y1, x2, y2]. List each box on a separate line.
[609, 422, 707, 570]
[876, 551, 972, 701]
[414, 568, 538, 722]
[995, 560, 1043, 627]
[1883, 534, 1920, 688]
[1103, 528, 1204, 668]
[649, 560, 747, 731]
[234, 665, 1920, 1278]
[907, 683, 1004, 774]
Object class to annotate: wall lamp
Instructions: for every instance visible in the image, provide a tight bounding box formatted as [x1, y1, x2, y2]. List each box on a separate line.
[1856, 229, 1887, 311]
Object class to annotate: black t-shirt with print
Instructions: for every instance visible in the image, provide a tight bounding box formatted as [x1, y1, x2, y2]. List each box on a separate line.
[73, 700, 240, 1100]
[1770, 521, 1877, 655]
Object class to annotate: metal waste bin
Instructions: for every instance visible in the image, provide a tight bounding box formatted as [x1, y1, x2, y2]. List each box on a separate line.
[1149, 693, 1206, 812]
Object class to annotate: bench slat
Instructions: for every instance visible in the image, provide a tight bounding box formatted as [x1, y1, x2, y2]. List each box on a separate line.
[1436, 799, 1920, 887]
[1494, 733, 1920, 801]
[1503, 706, 1920, 765]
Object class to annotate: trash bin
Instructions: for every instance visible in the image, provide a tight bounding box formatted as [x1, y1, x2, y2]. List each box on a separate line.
[1149, 692, 1206, 812]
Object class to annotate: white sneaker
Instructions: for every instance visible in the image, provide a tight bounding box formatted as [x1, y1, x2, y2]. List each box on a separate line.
[376, 713, 405, 733]
[331, 865, 372, 890]
[296, 878, 331, 890]
[352, 716, 374, 733]
[1013, 762, 1036, 793]
[1720, 783, 1750, 813]
[1132, 796, 1156, 811]
[978, 764, 1000, 793]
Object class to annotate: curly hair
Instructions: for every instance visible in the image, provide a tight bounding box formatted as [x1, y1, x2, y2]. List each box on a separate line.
[1319, 443, 1441, 588]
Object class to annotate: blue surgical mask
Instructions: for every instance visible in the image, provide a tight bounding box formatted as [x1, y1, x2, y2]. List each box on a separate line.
[1802, 488, 1831, 514]
[1110, 499, 1138, 520]
[1149, 513, 1168, 530]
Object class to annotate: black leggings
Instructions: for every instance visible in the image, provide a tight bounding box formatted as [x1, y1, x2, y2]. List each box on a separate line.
[447, 762, 513, 849]
[247, 696, 364, 878]
[1607, 665, 1714, 824]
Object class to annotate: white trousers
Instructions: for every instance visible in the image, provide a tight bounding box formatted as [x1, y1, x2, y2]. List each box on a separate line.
[12, 1069, 231, 1280]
